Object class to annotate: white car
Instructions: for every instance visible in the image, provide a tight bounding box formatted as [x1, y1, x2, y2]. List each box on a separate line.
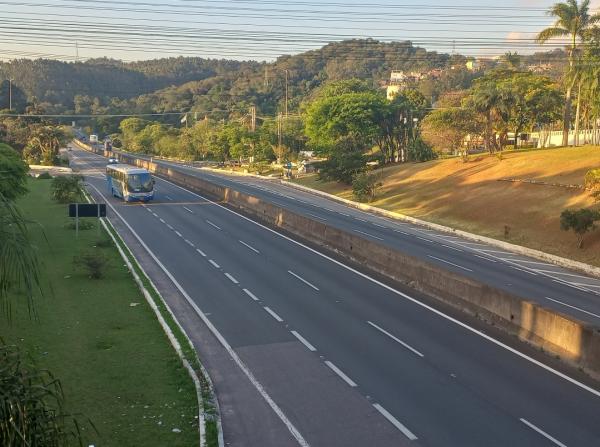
[107, 158, 119, 164]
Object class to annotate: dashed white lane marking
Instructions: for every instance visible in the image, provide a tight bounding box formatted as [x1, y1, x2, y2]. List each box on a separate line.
[307, 212, 327, 221]
[441, 244, 463, 252]
[209, 259, 220, 269]
[355, 217, 368, 222]
[185, 239, 195, 247]
[372, 222, 386, 228]
[206, 220, 222, 230]
[167, 224, 174, 230]
[545, 297, 600, 320]
[428, 255, 473, 272]
[159, 218, 166, 224]
[288, 270, 320, 291]
[243, 288, 260, 301]
[417, 236, 433, 243]
[183, 206, 194, 214]
[520, 418, 567, 447]
[479, 249, 513, 255]
[474, 254, 497, 262]
[373, 404, 418, 441]
[324, 361, 357, 387]
[353, 229, 384, 241]
[196, 248, 207, 257]
[367, 321, 424, 357]
[145, 207, 153, 213]
[225, 273, 239, 284]
[510, 266, 538, 276]
[291, 331, 317, 352]
[264, 306, 284, 322]
[239, 240, 260, 254]
[175, 231, 183, 238]
[165, 195, 173, 201]
[394, 230, 410, 235]
[338, 212, 351, 217]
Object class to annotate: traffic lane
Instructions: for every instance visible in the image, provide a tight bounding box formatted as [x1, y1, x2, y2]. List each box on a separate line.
[147, 177, 600, 447]
[83, 175, 413, 447]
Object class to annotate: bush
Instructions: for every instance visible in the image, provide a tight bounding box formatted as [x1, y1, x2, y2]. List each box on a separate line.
[585, 169, 600, 203]
[37, 172, 53, 179]
[560, 208, 600, 248]
[51, 175, 83, 203]
[0, 341, 85, 446]
[74, 250, 109, 279]
[318, 151, 367, 184]
[407, 138, 438, 163]
[352, 172, 381, 202]
[64, 220, 95, 231]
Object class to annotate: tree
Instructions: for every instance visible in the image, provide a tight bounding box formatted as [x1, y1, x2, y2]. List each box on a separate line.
[465, 76, 502, 152]
[421, 108, 483, 156]
[560, 208, 600, 248]
[537, 0, 600, 146]
[352, 171, 381, 202]
[50, 175, 83, 204]
[0, 143, 28, 201]
[22, 125, 70, 166]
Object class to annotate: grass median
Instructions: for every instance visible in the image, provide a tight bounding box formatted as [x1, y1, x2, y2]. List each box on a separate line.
[2, 178, 199, 446]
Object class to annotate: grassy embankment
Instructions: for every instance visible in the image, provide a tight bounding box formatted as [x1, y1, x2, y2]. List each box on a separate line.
[294, 146, 600, 267]
[2, 179, 199, 446]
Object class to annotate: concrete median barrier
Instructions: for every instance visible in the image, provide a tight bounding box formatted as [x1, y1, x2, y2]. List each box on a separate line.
[75, 141, 600, 379]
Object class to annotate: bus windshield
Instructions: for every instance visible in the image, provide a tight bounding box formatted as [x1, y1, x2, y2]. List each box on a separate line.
[127, 173, 153, 193]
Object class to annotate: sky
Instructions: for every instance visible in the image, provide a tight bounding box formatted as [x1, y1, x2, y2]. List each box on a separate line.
[2, 0, 600, 62]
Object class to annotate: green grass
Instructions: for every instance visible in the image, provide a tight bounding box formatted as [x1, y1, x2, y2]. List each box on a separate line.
[2, 179, 199, 446]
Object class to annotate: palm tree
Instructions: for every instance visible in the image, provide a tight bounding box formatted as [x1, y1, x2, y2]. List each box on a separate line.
[536, 0, 600, 147]
[468, 79, 502, 153]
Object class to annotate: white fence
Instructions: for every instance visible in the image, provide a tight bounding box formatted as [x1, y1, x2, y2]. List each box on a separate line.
[534, 129, 600, 148]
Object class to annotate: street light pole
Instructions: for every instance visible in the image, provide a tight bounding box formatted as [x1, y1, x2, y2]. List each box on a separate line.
[284, 69, 289, 117]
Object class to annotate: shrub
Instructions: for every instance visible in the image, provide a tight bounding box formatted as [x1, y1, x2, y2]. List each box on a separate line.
[560, 208, 600, 248]
[407, 138, 438, 163]
[51, 175, 83, 203]
[37, 172, 53, 179]
[74, 250, 109, 279]
[64, 220, 95, 231]
[318, 152, 366, 184]
[352, 172, 381, 202]
[0, 341, 85, 446]
[585, 169, 600, 202]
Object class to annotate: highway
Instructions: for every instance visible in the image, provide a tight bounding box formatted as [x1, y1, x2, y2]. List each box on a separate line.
[71, 146, 600, 447]
[126, 154, 600, 326]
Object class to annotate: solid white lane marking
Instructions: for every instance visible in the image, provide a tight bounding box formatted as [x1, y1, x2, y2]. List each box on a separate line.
[291, 331, 317, 352]
[175, 231, 183, 238]
[510, 266, 538, 276]
[225, 273, 239, 284]
[185, 239, 195, 247]
[183, 206, 194, 214]
[573, 282, 600, 289]
[535, 270, 596, 280]
[367, 321, 424, 357]
[153, 171, 600, 399]
[159, 218, 166, 224]
[552, 279, 588, 292]
[324, 361, 357, 387]
[288, 270, 319, 291]
[84, 181, 311, 447]
[307, 212, 327, 221]
[373, 404, 418, 441]
[545, 297, 600, 320]
[166, 195, 173, 201]
[502, 258, 553, 267]
[353, 229, 384, 241]
[520, 419, 567, 447]
[239, 240, 260, 254]
[479, 249, 513, 255]
[474, 254, 497, 262]
[441, 244, 463, 252]
[428, 256, 473, 272]
[264, 306, 284, 322]
[206, 220, 222, 230]
[167, 224, 174, 230]
[243, 288, 260, 301]
[196, 248, 207, 257]
[209, 259, 220, 269]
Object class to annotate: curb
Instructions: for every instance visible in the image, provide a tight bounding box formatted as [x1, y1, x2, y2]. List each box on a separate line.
[282, 180, 600, 279]
[81, 187, 223, 447]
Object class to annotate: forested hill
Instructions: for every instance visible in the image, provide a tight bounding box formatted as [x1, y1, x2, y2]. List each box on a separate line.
[0, 57, 257, 111]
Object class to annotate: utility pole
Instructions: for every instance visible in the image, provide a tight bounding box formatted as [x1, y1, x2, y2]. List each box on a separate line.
[8, 78, 13, 110]
[264, 66, 269, 87]
[284, 69, 289, 117]
[75, 41, 79, 61]
[277, 112, 283, 163]
[249, 105, 256, 132]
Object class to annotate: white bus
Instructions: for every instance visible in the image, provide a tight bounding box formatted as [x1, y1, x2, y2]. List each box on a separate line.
[106, 164, 155, 202]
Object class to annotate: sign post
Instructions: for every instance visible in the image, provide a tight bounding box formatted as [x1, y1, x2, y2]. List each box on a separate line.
[68, 204, 107, 239]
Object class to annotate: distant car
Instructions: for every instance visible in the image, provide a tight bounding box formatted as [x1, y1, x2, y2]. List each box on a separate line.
[107, 158, 119, 164]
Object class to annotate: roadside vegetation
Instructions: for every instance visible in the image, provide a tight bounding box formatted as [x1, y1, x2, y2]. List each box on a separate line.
[1, 175, 200, 446]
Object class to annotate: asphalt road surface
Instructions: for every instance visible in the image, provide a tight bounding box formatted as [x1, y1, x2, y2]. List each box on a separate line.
[71, 147, 600, 447]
